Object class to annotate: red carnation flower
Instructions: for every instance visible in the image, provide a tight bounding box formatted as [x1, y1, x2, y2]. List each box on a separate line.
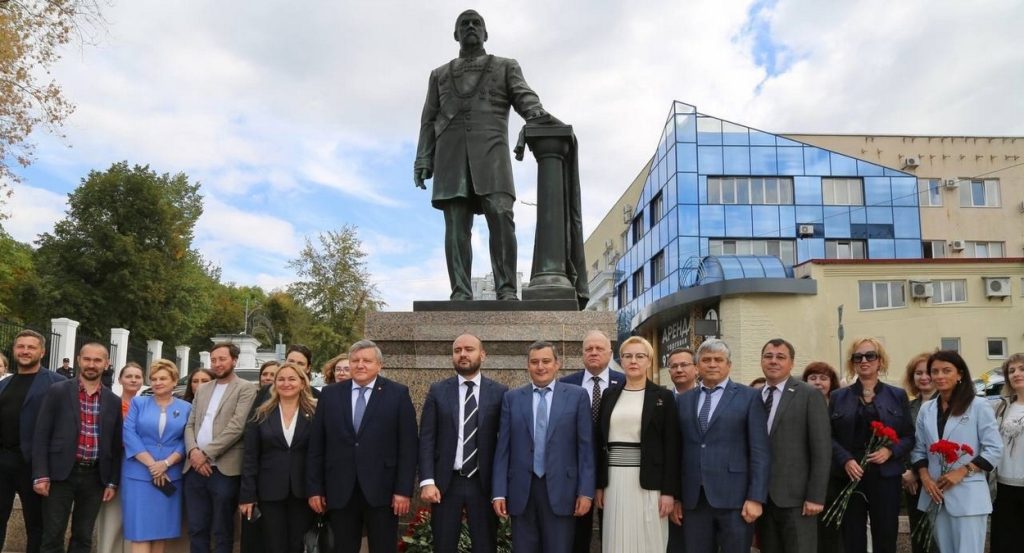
[961, 444, 974, 456]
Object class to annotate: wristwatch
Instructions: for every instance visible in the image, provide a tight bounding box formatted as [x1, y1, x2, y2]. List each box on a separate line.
[965, 464, 977, 476]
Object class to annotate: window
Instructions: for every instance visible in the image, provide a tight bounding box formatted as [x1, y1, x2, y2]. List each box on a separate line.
[940, 337, 960, 352]
[922, 240, 946, 258]
[825, 240, 866, 259]
[617, 281, 628, 309]
[966, 241, 1005, 258]
[649, 193, 664, 227]
[959, 179, 1000, 207]
[931, 280, 966, 304]
[631, 216, 644, 244]
[707, 177, 794, 205]
[858, 280, 906, 310]
[822, 177, 864, 206]
[620, 230, 629, 252]
[987, 338, 1008, 359]
[708, 239, 795, 265]
[632, 269, 645, 299]
[650, 250, 666, 286]
[919, 178, 943, 207]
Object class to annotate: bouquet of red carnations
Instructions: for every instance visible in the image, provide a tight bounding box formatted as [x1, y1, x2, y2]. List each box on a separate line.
[822, 421, 900, 528]
[910, 439, 974, 552]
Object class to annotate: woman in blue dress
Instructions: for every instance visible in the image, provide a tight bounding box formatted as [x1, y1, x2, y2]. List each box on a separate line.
[122, 359, 192, 553]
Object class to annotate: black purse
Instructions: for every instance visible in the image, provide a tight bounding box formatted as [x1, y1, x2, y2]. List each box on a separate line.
[303, 515, 333, 553]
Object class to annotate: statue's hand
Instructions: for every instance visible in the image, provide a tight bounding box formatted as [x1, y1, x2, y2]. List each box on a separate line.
[414, 167, 432, 189]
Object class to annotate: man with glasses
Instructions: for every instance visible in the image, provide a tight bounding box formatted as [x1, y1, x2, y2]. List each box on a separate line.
[666, 348, 698, 396]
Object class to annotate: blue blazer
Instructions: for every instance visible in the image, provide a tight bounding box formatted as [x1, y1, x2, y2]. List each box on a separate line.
[418, 375, 507, 497]
[0, 369, 66, 461]
[829, 382, 915, 477]
[122, 396, 191, 482]
[676, 380, 770, 510]
[910, 397, 1002, 516]
[492, 381, 595, 517]
[307, 376, 418, 509]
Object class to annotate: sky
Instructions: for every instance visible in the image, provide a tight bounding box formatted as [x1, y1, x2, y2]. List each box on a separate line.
[3, 0, 1023, 311]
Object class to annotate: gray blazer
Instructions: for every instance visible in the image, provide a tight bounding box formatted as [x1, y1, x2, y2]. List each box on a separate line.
[765, 377, 832, 507]
[184, 377, 258, 476]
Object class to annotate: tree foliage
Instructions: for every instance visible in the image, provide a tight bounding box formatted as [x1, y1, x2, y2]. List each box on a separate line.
[0, 226, 39, 318]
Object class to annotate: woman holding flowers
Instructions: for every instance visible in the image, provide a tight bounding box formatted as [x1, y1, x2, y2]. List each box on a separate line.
[828, 338, 915, 553]
[910, 350, 1002, 553]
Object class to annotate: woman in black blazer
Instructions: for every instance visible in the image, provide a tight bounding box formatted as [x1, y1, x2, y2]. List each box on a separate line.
[239, 361, 317, 553]
[594, 336, 680, 553]
[829, 337, 915, 553]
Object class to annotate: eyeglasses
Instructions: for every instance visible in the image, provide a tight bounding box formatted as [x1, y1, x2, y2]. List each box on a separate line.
[761, 353, 790, 361]
[669, 362, 694, 369]
[620, 353, 649, 361]
[851, 351, 880, 363]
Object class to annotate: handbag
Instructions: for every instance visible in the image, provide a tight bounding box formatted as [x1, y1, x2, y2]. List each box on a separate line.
[303, 515, 333, 553]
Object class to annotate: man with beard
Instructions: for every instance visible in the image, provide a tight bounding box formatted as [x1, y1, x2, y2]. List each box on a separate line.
[418, 334, 508, 552]
[32, 342, 122, 553]
[0, 330, 66, 553]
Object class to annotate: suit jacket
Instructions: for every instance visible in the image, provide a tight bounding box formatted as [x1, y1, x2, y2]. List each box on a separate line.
[595, 380, 680, 495]
[677, 380, 770, 510]
[0, 369, 66, 461]
[765, 377, 832, 507]
[829, 381, 915, 478]
[559, 369, 625, 390]
[415, 54, 545, 208]
[123, 396, 191, 482]
[307, 376, 418, 508]
[32, 378, 123, 486]
[418, 375, 507, 496]
[183, 377, 258, 476]
[911, 397, 1002, 516]
[492, 381, 595, 517]
[240, 405, 313, 504]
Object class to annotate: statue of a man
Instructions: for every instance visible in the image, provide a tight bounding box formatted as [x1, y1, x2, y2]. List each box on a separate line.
[414, 10, 555, 301]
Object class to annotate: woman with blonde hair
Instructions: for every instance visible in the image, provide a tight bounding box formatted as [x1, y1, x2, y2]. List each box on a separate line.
[900, 352, 935, 553]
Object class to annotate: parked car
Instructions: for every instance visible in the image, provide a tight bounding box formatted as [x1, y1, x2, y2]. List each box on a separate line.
[974, 371, 1005, 397]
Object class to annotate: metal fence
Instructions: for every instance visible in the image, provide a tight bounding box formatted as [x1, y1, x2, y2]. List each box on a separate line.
[0, 318, 64, 370]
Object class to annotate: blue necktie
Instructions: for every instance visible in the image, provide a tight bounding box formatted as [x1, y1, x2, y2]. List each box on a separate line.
[698, 386, 717, 433]
[353, 386, 368, 432]
[534, 387, 550, 477]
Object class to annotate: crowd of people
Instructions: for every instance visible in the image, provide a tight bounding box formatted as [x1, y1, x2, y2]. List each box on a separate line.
[0, 326, 1022, 553]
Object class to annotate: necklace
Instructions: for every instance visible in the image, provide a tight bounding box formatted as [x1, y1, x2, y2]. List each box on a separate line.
[448, 55, 494, 99]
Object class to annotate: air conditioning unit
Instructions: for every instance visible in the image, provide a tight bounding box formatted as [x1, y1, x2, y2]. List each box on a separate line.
[797, 224, 815, 237]
[950, 239, 966, 251]
[910, 280, 934, 299]
[943, 178, 959, 189]
[902, 156, 920, 169]
[622, 205, 634, 224]
[984, 277, 1011, 298]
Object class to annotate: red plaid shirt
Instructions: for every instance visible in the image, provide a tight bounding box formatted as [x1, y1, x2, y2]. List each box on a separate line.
[76, 382, 101, 462]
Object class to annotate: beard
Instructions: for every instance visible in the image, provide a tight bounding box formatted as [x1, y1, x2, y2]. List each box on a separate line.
[453, 359, 482, 376]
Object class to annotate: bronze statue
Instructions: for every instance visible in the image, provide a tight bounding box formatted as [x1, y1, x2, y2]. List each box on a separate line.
[414, 10, 556, 301]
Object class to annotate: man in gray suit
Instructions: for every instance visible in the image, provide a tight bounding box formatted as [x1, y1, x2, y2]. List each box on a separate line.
[755, 338, 831, 553]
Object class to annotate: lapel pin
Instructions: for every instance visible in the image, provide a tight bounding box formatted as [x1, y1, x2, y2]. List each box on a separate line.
[173, 410, 180, 418]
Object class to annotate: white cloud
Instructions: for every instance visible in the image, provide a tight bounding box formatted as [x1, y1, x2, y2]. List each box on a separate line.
[195, 195, 302, 266]
[1, 184, 67, 243]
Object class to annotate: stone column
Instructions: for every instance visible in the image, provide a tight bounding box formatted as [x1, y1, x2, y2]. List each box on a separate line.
[110, 328, 130, 394]
[147, 340, 163, 371]
[199, 351, 211, 369]
[175, 345, 191, 376]
[49, 317, 80, 371]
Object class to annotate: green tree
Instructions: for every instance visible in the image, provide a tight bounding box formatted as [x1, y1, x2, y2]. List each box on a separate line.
[34, 162, 214, 345]
[0, 226, 39, 320]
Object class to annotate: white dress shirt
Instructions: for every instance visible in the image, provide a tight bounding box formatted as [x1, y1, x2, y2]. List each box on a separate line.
[351, 377, 377, 421]
[696, 377, 730, 420]
[582, 368, 611, 404]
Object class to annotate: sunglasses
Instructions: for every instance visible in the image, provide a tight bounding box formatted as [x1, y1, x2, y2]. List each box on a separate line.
[851, 351, 880, 363]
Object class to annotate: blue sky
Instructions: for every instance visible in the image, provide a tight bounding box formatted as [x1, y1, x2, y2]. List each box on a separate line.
[4, 0, 1023, 311]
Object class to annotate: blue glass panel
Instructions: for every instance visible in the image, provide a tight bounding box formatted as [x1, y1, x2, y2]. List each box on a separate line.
[723, 146, 751, 174]
[659, 218, 669, 246]
[803, 147, 831, 176]
[724, 205, 753, 236]
[892, 207, 920, 238]
[697, 117, 722, 145]
[660, 156, 669, 186]
[675, 114, 696, 143]
[866, 207, 892, 224]
[796, 205, 823, 227]
[665, 144, 677, 175]
[868, 239, 895, 258]
[699, 237, 709, 256]
[797, 239, 825, 263]
[657, 128, 667, 161]
[667, 238, 677, 271]
[677, 144, 697, 172]
[662, 118, 675, 150]
[794, 176, 822, 205]
[777, 147, 803, 175]
[823, 206, 851, 238]
[776, 136, 801, 147]
[849, 206, 866, 224]
[762, 259, 787, 277]
[891, 177, 918, 206]
[667, 206, 678, 238]
[808, 238, 825, 259]
[750, 147, 777, 174]
[830, 152, 857, 175]
[699, 205, 725, 235]
[678, 236, 699, 266]
[856, 160, 884, 176]
[698, 146, 723, 174]
[883, 168, 907, 177]
[864, 177, 892, 206]
[738, 257, 765, 276]
[752, 205, 780, 237]
[722, 121, 750, 146]
[749, 129, 776, 146]
[677, 173, 698, 204]
[718, 257, 743, 279]
[674, 101, 696, 114]
[678, 205, 699, 236]
[778, 206, 796, 237]
[894, 239, 921, 258]
[698, 175, 707, 203]
[665, 174, 677, 206]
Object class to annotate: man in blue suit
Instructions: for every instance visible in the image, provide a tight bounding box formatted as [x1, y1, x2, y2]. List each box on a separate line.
[419, 334, 508, 553]
[674, 338, 770, 553]
[493, 340, 594, 553]
[308, 340, 418, 553]
[0, 329, 66, 553]
[558, 329, 623, 553]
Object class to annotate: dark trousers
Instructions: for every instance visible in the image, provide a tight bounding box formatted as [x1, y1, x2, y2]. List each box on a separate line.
[239, 514, 265, 553]
[328, 484, 397, 553]
[441, 193, 517, 300]
[991, 483, 1024, 553]
[571, 507, 596, 553]
[39, 464, 104, 553]
[185, 468, 240, 553]
[0, 450, 43, 553]
[817, 474, 844, 553]
[431, 473, 496, 553]
[667, 515, 684, 553]
[511, 475, 574, 553]
[262, 496, 314, 553]
[682, 489, 753, 553]
[756, 499, 817, 553]
[840, 472, 900, 553]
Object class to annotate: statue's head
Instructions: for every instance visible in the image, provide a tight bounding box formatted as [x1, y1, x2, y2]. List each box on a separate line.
[454, 10, 487, 48]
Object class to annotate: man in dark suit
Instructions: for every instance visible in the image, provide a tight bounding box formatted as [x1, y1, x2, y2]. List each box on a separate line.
[308, 339, 418, 553]
[32, 342, 122, 553]
[674, 338, 770, 553]
[419, 334, 508, 553]
[559, 329, 623, 553]
[755, 339, 831, 553]
[0, 329, 66, 553]
[56, 358, 73, 380]
[493, 340, 594, 553]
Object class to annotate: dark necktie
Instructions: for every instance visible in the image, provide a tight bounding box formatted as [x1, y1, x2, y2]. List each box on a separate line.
[698, 386, 718, 433]
[764, 385, 777, 429]
[461, 381, 479, 477]
[591, 376, 602, 423]
[353, 386, 367, 431]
